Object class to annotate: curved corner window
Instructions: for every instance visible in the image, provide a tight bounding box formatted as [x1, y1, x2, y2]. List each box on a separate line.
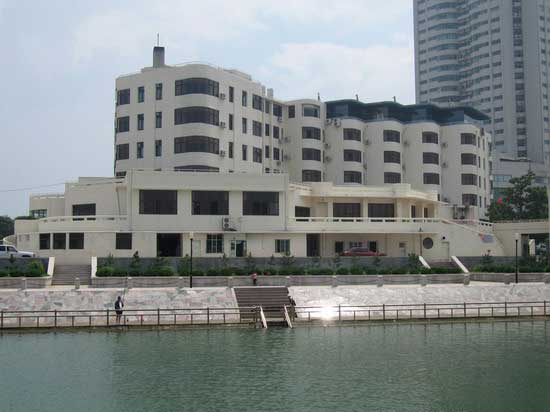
[302, 148, 321, 161]
[174, 107, 219, 126]
[174, 136, 219, 154]
[302, 170, 322, 182]
[423, 173, 440, 185]
[384, 172, 401, 184]
[302, 104, 320, 118]
[343, 149, 362, 162]
[344, 171, 362, 183]
[175, 78, 219, 97]
[383, 151, 401, 164]
[423, 152, 439, 164]
[343, 128, 361, 141]
[383, 130, 401, 143]
[422, 132, 438, 144]
[302, 127, 321, 140]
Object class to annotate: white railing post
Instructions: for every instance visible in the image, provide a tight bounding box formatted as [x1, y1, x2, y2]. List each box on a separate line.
[47, 257, 55, 277]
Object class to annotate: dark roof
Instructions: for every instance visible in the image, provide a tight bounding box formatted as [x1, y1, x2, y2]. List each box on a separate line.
[325, 99, 489, 125]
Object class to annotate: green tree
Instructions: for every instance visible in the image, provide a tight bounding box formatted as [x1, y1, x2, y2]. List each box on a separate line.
[488, 172, 548, 221]
[0, 216, 14, 239]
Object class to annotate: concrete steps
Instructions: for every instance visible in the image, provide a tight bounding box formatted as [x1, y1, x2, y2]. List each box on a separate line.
[234, 286, 291, 321]
[52, 265, 91, 286]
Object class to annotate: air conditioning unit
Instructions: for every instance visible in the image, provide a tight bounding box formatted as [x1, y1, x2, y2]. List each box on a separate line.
[219, 150, 226, 157]
[363, 139, 371, 146]
[324, 155, 332, 162]
[334, 119, 341, 127]
[219, 93, 226, 100]
[222, 217, 237, 231]
[442, 142, 448, 148]
[324, 143, 331, 149]
[442, 162, 448, 168]
[363, 163, 368, 170]
[325, 119, 332, 125]
[220, 121, 226, 129]
[277, 116, 283, 122]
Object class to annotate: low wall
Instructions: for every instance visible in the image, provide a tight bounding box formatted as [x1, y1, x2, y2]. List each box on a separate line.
[470, 273, 550, 283]
[0, 258, 49, 270]
[0, 276, 52, 289]
[458, 256, 517, 268]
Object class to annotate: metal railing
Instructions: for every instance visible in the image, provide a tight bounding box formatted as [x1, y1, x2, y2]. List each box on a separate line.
[294, 301, 550, 322]
[288, 217, 441, 224]
[39, 215, 128, 224]
[0, 306, 261, 330]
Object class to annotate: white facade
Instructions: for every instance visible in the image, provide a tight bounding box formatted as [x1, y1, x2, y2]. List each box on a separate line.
[414, 0, 550, 185]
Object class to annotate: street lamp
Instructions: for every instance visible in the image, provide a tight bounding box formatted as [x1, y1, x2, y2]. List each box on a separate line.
[189, 231, 194, 288]
[515, 232, 520, 284]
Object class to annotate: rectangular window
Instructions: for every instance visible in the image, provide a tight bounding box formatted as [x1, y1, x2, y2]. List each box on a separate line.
[295, 206, 311, 218]
[137, 86, 144, 103]
[242, 91, 247, 106]
[273, 147, 280, 160]
[175, 78, 219, 96]
[265, 123, 270, 136]
[137, 114, 144, 130]
[422, 132, 438, 144]
[303, 148, 321, 161]
[302, 170, 322, 182]
[69, 233, 84, 250]
[116, 143, 129, 160]
[229, 86, 234, 102]
[289, 105, 295, 118]
[155, 83, 163, 100]
[461, 153, 477, 165]
[116, 116, 130, 133]
[422, 152, 439, 164]
[31, 209, 47, 219]
[462, 194, 478, 206]
[207, 234, 224, 254]
[253, 120, 262, 137]
[53, 233, 66, 250]
[275, 239, 290, 254]
[39, 233, 50, 250]
[137, 142, 144, 158]
[155, 140, 162, 157]
[229, 114, 233, 130]
[461, 173, 477, 185]
[243, 192, 279, 215]
[242, 118, 247, 134]
[139, 190, 177, 214]
[343, 128, 361, 141]
[242, 144, 248, 161]
[384, 172, 401, 183]
[117, 89, 130, 105]
[335, 241, 344, 254]
[72, 203, 96, 216]
[174, 136, 219, 154]
[461, 133, 476, 145]
[273, 104, 282, 117]
[344, 150, 361, 162]
[273, 126, 280, 139]
[116, 233, 132, 249]
[383, 151, 400, 163]
[302, 127, 321, 140]
[333, 203, 361, 218]
[383, 130, 401, 143]
[174, 107, 219, 126]
[265, 100, 271, 114]
[265, 145, 270, 159]
[344, 171, 362, 183]
[253, 147, 262, 163]
[155, 112, 162, 128]
[368, 203, 395, 218]
[302, 104, 320, 117]
[229, 142, 234, 159]
[192, 191, 229, 215]
[252, 94, 263, 111]
[423, 173, 440, 185]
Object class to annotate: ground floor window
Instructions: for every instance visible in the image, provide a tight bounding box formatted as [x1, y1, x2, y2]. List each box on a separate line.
[206, 234, 224, 253]
[69, 233, 84, 249]
[334, 241, 344, 254]
[230, 240, 247, 257]
[39, 233, 50, 249]
[368, 241, 378, 252]
[53, 233, 66, 249]
[275, 239, 290, 254]
[116, 233, 132, 250]
[157, 233, 182, 257]
[349, 241, 362, 249]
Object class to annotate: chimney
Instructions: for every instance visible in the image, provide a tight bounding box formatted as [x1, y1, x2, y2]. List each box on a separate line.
[153, 46, 165, 68]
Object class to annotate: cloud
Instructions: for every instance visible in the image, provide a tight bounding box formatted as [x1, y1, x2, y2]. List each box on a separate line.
[261, 42, 415, 104]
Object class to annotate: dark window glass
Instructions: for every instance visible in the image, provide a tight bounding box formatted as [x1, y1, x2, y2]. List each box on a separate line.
[423, 152, 439, 164]
[39, 233, 50, 250]
[253, 147, 262, 163]
[295, 206, 311, 217]
[206, 234, 224, 253]
[302, 148, 321, 161]
[422, 131, 438, 144]
[116, 144, 129, 160]
[243, 192, 279, 215]
[289, 105, 295, 118]
[303, 104, 320, 117]
[265, 145, 270, 159]
[137, 142, 144, 158]
[461, 133, 476, 145]
[368, 203, 395, 217]
[137, 114, 144, 130]
[384, 172, 401, 183]
[253, 121, 262, 137]
[461, 153, 477, 165]
[344, 171, 362, 183]
[461, 173, 477, 185]
[252, 94, 263, 111]
[344, 149, 362, 162]
[175, 78, 219, 97]
[383, 130, 401, 143]
[275, 239, 290, 254]
[174, 165, 219, 172]
[155, 83, 163, 100]
[139, 190, 177, 214]
[383, 151, 400, 163]
[53, 233, 66, 250]
[155, 112, 162, 128]
[174, 136, 219, 154]
[343, 128, 361, 141]
[265, 124, 270, 136]
[192, 191, 229, 215]
[116, 116, 130, 133]
[31, 209, 47, 219]
[115, 171, 126, 177]
[174, 107, 219, 126]
[273, 104, 282, 117]
[334, 203, 361, 217]
[302, 127, 321, 140]
[229, 114, 233, 130]
[137, 86, 144, 103]
[116, 233, 132, 249]
[117, 89, 130, 105]
[155, 140, 162, 157]
[423, 173, 440, 184]
[242, 117, 247, 133]
[229, 86, 234, 102]
[273, 147, 280, 160]
[229, 142, 234, 158]
[69, 233, 84, 250]
[72, 203, 96, 216]
[242, 91, 247, 106]
[302, 170, 322, 182]
[273, 126, 280, 139]
[265, 100, 271, 114]
[242, 144, 247, 161]
[462, 194, 478, 206]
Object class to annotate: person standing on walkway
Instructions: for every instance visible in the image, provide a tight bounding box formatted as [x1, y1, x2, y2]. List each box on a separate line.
[251, 272, 258, 286]
[114, 296, 124, 324]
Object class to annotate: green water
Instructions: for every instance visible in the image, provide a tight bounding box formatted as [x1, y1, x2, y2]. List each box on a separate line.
[1, 322, 550, 412]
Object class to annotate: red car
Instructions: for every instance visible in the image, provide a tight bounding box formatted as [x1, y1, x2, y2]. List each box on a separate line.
[342, 247, 386, 257]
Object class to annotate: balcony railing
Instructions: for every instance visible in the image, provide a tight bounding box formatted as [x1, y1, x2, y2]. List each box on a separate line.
[39, 215, 128, 224]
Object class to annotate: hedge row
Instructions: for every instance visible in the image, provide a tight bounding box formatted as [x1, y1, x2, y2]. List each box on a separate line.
[0, 261, 47, 277]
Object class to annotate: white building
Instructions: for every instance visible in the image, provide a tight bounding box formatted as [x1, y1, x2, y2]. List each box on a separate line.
[413, 0, 550, 191]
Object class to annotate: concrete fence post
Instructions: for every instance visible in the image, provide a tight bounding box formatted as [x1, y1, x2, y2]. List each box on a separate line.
[285, 276, 291, 287]
[74, 277, 80, 290]
[504, 274, 512, 285]
[127, 277, 132, 289]
[463, 274, 470, 286]
[332, 276, 338, 287]
[420, 275, 428, 287]
[20, 277, 26, 290]
[227, 276, 233, 288]
[377, 275, 384, 287]
[178, 276, 185, 289]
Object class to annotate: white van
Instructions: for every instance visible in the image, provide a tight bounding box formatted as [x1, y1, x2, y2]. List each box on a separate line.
[0, 245, 35, 258]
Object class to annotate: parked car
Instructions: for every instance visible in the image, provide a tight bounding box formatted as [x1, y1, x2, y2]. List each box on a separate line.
[341, 247, 386, 257]
[0, 245, 35, 258]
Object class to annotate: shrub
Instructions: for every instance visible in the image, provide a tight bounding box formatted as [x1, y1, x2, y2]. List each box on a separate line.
[0, 269, 8, 277]
[364, 267, 379, 275]
[177, 255, 191, 276]
[336, 267, 349, 275]
[390, 267, 408, 275]
[420, 267, 433, 274]
[280, 252, 295, 267]
[96, 266, 115, 277]
[207, 268, 221, 276]
[25, 261, 46, 277]
[148, 266, 174, 276]
[349, 266, 363, 275]
[278, 266, 304, 276]
[191, 269, 205, 276]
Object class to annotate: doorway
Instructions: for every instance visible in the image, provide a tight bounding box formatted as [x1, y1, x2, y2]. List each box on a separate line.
[231, 240, 247, 257]
[306, 234, 320, 257]
[157, 233, 182, 257]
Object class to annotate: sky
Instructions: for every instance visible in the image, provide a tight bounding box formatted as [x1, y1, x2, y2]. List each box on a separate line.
[0, 0, 414, 217]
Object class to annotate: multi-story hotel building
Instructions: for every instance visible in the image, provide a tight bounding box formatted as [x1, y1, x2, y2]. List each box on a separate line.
[413, 0, 550, 193]
[13, 47, 502, 263]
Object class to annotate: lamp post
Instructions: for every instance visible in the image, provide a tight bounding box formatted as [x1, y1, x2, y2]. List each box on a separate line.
[189, 231, 194, 288]
[515, 232, 519, 284]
